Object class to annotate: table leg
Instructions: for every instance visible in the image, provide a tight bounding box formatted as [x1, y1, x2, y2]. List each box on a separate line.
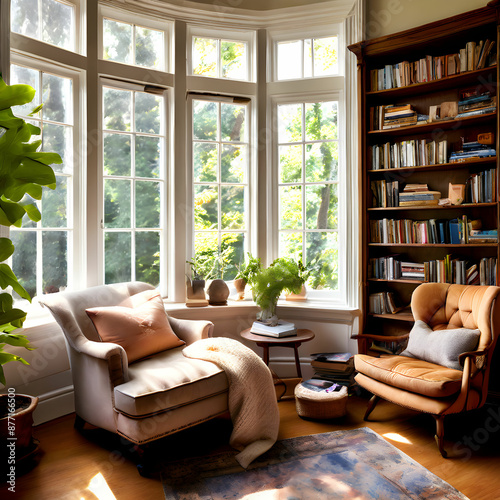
[263, 345, 270, 366]
[293, 345, 302, 379]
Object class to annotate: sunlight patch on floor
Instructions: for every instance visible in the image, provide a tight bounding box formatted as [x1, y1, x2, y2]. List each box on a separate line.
[87, 473, 117, 500]
[382, 432, 412, 444]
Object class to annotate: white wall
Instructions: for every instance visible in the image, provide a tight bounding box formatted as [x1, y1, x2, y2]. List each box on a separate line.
[364, 0, 489, 39]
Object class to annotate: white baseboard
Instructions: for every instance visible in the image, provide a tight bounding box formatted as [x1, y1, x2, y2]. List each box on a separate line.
[33, 385, 75, 425]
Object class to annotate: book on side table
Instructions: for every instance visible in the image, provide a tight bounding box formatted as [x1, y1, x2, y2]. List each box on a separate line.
[250, 320, 297, 338]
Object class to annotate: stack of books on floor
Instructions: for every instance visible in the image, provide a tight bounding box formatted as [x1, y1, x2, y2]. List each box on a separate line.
[398, 184, 441, 207]
[250, 320, 297, 338]
[310, 352, 355, 388]
[455, 88, 497, 119]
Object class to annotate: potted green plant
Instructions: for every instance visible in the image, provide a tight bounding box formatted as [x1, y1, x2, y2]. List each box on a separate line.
[0, 75, 60, 465]
[234, 252, 262, 300]
[185, 258, 208, 306]
[250, 257, 309, 325]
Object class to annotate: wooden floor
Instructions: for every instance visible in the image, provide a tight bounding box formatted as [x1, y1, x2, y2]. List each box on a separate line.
[2, 390, 500, 499]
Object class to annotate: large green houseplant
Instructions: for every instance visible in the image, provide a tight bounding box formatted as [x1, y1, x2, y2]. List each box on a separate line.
[249, 257, 310, 325]
[0, 75, 60, 464]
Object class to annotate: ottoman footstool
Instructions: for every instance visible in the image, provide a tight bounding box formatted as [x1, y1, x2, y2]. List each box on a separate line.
[295, 383, 348, 419]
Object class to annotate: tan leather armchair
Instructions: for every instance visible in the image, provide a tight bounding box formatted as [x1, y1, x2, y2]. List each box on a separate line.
[39, 282, 229, 461]
[355, 283, 500, 457]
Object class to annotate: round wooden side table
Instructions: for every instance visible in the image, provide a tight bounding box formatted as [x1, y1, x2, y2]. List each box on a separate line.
[240, 328, 315, 379]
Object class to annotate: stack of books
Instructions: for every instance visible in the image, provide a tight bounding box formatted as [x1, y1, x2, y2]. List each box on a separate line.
[400, 261, 425, 280]
[310, 352, 355, 388]
[398, 184, 441, 207]
[450, 141, 496, 163]
[455, 89, 497, 119]
[250, 320, 297, 338]
[300, 378, 342, 393]
[468, 229, 498, 243]
[382, 104, 417, 129]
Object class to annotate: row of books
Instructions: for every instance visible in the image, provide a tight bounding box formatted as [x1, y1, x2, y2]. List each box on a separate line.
[370, 139, 448, 170]
[368, 291, 404, 315]
[370, 39, 496, 91]
[369, 217, 497, 245]
[464, 168, 497, 204]
[369, 104, 425, 130]
[369, 255, 497, 285]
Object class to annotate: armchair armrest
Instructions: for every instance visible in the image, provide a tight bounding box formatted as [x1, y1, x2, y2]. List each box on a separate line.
[352, 333, 410, 343]
[458, 349, 489, 371]
[168, 316, 214, 345]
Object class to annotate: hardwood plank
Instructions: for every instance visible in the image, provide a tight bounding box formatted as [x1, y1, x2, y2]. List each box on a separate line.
[2, 393, 499, 499]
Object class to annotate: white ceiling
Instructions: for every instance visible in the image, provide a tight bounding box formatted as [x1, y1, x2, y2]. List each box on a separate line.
[155, 0, 335, 11]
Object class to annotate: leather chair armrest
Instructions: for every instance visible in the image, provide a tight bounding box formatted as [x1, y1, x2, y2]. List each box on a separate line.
[352, 333, 410, 343]
[458, 349, 489, 371]
[168, 316, 214, 345]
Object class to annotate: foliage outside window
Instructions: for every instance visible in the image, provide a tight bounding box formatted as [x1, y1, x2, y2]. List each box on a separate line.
[11, 0, 75, 51]
[103, 18, 165, 71]
[192, 37, 248, 81]
[277, 100, 339, 291]
[192, 99, 249, 280]
[277, 36, 338, 80]
[102, 86, 165, 286]
[10, 64, 74, 298]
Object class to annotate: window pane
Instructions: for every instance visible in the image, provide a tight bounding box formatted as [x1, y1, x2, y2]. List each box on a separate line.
[194, 185, 218, 231]
[43, 231, 67, 293]
[193, 38, 217, 77]
[221, 40, 247, 80]
[10, 65, 40, 118]
[194, 231, 219, 278]
[43, 123, 73, 174]
[104, 179, 131, 228]
[304, 39, 312, 78]
[193, 143, 218, 182]
[221, 145, 245, 183]
[221, 103, 245, 142]
[314, 36, 338, 76]
[221, 186, 244, 230]
[136, 26, 164, 70]
[11, 0, 39, 40]
[193, 100, 218, 140]
[42, 73, 73, 124]
[221, 232, 244, 280]
[19, 195, 38, 229]
[305, 101, 337, 141]
[279, 185, 302, 230]
[135, 136, 160, 178]
[278, 104, 302, 143]
[277, 41, 302, 80]
[42, 176, 67, 227]
[42, 0, 74, 50]
[136, 231, 160, 285]
[103, 19, 133, 64]
[305, 142, 338, 182]
[306, 184, 338, 229]
[11, 231, 37, 298]
[135, 93, 161, 134]
[104, 133, 131, 176]
[136, 181, 160, 228]
[279, 145, 302, 183]
[105, 232, 131, 283]
[306, 231, 338, 290]
[103, 88, 132, 131]
[279, 232, 302, 260]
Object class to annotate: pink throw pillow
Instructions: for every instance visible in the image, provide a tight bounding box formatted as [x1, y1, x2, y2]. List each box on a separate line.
[86, 290, 184, 363]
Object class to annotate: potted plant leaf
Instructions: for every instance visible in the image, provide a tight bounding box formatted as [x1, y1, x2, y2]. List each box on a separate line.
[250, 257, 309, 326]
[0, 75, 60, 467]
[234, 252, 262, 300]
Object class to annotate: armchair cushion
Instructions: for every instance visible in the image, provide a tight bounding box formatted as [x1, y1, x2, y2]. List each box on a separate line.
[86, 290, 185, 363]
[401, 320, 480, 370]
[355, 354, 463, 398]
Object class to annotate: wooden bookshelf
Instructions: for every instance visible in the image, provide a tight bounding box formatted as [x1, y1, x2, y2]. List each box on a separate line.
[348, 3, 500, 356]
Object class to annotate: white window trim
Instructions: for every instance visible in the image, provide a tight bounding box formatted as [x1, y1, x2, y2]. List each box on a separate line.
[98, 4, 174, 74]
[187, 25, 256, 83]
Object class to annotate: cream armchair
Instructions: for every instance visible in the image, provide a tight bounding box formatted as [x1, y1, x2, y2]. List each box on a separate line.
[39, 282, 229, 461]
[355, 283, 500, 457]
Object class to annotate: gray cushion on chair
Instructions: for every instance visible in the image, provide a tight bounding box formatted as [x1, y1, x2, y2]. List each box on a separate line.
[401, 320, 480, 370]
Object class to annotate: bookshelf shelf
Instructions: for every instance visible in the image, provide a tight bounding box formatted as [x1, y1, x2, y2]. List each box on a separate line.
[349, 4, 499, 356]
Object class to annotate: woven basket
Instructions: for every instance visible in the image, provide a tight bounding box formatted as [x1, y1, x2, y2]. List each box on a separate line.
[295, 383, 348, 419]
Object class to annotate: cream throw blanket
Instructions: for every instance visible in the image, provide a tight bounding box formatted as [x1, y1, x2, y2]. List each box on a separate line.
[183, 337, 280, 468]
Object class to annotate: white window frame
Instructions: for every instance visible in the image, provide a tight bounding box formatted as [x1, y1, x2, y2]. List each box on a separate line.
[9, 51, 86, 304]
[99, 78, 169, 296]
[186, 93, 254, 279]
[98, 5, 173, 73]
[187, 25, 256, 83]
[269, 24, 344, 82]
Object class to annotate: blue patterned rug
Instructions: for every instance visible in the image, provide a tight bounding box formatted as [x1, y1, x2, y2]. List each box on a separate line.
[161, 427, 467, 499]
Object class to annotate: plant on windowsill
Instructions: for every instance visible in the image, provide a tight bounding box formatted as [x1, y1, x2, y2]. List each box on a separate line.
[0, 75, 60, 465]
[234, 252, 262, 300]
[249, 257, 311, 326]
[185, 258, 208, 306]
